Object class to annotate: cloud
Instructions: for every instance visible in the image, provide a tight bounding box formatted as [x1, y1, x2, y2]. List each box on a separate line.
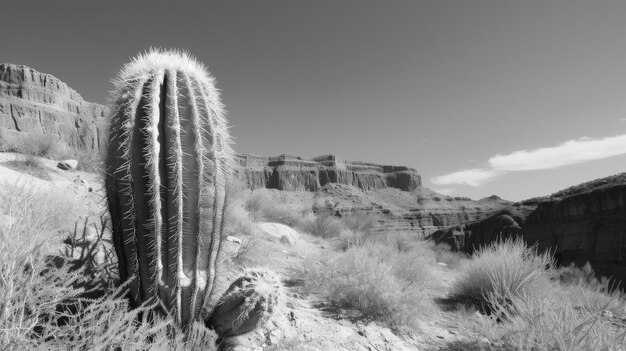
[430, 134, 626, 187]
[488, 134, 626, 171]
[431, 168, 502, 187]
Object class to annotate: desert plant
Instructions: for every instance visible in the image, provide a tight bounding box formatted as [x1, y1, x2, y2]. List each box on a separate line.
[302, 239, 437, 331]
[0, 180, 219, 350]
[105, 50, 280, 340]
[450, 237, 556, 312]
[206, 269, 282, 338]
[307, 214, 343, 238]
[106, 49, 234, 326]
[0, 131, 72, 159]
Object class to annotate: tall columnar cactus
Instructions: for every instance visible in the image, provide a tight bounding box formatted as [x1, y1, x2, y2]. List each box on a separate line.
[105, 49, 234, 326]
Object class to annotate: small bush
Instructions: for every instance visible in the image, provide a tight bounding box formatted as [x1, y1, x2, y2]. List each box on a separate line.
[307, 215, 343, 239]
[450, 238, 556, 310]
[487, 291, 626, 350]
[244, 189, 311, 227]
[302, 239, 437, 331]
[0, 132, 71, 159]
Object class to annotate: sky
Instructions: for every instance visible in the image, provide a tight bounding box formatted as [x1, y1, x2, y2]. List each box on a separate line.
[2, 0, 626, 201]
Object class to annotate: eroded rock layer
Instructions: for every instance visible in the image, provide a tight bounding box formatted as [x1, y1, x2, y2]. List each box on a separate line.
[0, 63, 107, 151]
[432, 173, 626, 286]
[233, 153, 421, 192]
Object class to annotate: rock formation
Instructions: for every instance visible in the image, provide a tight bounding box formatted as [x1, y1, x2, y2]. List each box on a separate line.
[0, 63, 512, 240]
[0, 63, 107, 151]
[432, 173, 626, 286]
[233, 153, 421, 192]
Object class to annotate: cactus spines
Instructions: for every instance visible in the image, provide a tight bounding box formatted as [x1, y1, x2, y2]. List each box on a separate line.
[105, 49, 234, 326]
[206, 269, 282, 337]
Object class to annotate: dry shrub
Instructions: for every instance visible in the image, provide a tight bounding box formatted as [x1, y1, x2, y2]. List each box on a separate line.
[450, 238, 556, 310]
[244, 189, 311, 228]
[0, 132, 71, 159]
[307, 215, 343, 239]
[449, 240, 626, 350]
[302, 239, 437, 331]
[486, 290, 626, 350]
[0, 182, 218, 350]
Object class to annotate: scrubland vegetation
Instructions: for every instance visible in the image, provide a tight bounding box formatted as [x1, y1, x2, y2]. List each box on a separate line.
[1, 177, 624, 350]
[0, 131, 104, 172]
[0, 183, 218, 350]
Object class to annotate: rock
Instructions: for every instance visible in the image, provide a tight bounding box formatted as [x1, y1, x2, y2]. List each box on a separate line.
[256, 222, 300, 246]
[433, 173, 626, 288]
[226, 236, 242, 244]
[232, 153, 421, 192]
[57, 159, 78, 170]
[0, 64, 107, 152]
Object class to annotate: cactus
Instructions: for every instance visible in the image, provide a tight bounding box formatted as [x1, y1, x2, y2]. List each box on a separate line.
[205, 269, 282, 338]
[105, 49, 234, 326]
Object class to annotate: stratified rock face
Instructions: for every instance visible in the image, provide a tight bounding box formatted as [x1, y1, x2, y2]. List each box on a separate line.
[524, 183, 626, 287]
[233, 153, 421, 192]
[432, 173, 626, 286]
[0, 64, 107, 151]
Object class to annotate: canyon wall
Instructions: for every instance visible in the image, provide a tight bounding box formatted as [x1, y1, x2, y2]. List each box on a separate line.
[0, 64, 107, 151]
[233, 153, 421, 192]
[432, 174, 626, 285]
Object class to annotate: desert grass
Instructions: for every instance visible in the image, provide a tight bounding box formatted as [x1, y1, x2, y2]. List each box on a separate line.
[245, 189, 312, 228]
[0, 182, 218, 350]
[301, 236, 440, 332]
[306, 214, 344, 239]
[446, 239, 626, 350]
[0, 132, 70, 159]
[449, 237, 556, 310]
[0, 131, 105, 173]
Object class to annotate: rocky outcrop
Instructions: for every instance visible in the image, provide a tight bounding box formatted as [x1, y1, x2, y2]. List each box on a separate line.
[432, 173, 626, 286]
[233, 153, 421, 192]
[0, 64, 107, 151]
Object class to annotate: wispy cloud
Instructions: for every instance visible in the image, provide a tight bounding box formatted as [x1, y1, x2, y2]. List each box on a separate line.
[431, 168, 502, 187]
[431, 134, 626, 186]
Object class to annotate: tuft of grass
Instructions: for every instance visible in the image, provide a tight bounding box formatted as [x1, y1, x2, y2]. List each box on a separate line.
[306, 215, 344, 239]
[486, 290, 626, 350]
[450, 238, 556, 311]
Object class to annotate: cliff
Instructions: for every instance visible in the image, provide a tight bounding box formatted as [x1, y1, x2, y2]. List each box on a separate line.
[0, 63, 107, 151]
[432, 173, 626, 286]
[0, 63, 511, 238]
[233, 153, 421, 192]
